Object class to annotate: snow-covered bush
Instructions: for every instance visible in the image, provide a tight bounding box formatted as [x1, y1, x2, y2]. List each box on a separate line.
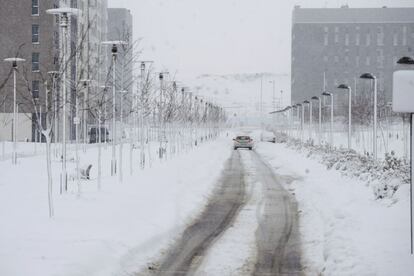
[274, 132, 409, 200]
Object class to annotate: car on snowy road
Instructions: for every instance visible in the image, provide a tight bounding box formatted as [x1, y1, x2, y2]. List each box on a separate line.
[233, 135, 254, 150]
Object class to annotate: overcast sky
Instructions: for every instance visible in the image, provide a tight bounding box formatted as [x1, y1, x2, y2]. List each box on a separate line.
[108, 0, 414, 78]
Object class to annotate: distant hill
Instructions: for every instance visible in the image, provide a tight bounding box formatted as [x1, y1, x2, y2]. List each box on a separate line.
[183, 73, 290, 117]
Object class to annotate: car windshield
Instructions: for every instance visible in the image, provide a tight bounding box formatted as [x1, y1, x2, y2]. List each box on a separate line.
[236, 136, 250, 140]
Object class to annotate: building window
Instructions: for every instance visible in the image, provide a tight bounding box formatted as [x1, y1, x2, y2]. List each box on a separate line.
[32, 52, 39, 71]
[356, 56, 360, 67]
[345, 33, 349, 46]
[32, 80, 40, 99]
[366, 33, 371, 46]
[356, 33, 360, 46]
[345, 55, 349, 64]
[377, 49, 384, 68]
[324, 26, 329, 32]
[323, 56, 328, 62]
[366, 56, 370, 66]
[334, 26, 339, 43]
[393, 33, 398, 46]
[32, 24, 39, 43]
[377, 26, 384, 46]
[324, 33, 328, 46]
[334, 56, 339, 63]
[32, 0, 39, 16]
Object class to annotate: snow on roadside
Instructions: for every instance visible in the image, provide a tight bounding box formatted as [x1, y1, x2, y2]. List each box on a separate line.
[256, 141, 414, 276]
[195, 150, 261, 275]
[0, 136, 232, 276]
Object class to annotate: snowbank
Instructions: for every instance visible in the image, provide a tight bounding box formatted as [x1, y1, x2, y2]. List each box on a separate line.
[276, 133, 409, 200]
[256, 141, 413, 275]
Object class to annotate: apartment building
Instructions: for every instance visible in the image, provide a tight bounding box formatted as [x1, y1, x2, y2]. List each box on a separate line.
[291, 6, 414, 111]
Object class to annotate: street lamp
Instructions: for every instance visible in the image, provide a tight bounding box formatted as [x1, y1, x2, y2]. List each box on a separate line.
[311, 96, 322, 144]
[304, 100, 312, 141]
[338, 84, 352, 149]
[99, 85, 110, 145]
[47, 71, 59, 144]
[322, 92, 334, 146]
[80, 79, 93, 153]
[397, 56, 414, 65]
[269, 80, 276, 125]
[3, 57, 25, 165]
[396, 55, 414, 254]
[291, 104, 299, 139]
[360, 73, 378, 159]
[138, 61, 153, 168]
[46, 7, 78, 192]
[102, 40, 127, 176]
[296, 103, 304, 142]
[119, 89, 128, 183]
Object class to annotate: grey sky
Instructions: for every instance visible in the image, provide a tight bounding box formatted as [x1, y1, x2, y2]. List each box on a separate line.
[108, 0, 414, 78]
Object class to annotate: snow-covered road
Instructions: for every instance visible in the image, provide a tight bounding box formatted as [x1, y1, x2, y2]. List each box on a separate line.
[146, 149, 302, 276]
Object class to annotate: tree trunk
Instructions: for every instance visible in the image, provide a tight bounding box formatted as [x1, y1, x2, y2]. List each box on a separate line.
[43, 131, 54, 218]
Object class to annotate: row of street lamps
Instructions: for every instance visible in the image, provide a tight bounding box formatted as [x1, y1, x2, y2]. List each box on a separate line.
[275, 57, 414, 160]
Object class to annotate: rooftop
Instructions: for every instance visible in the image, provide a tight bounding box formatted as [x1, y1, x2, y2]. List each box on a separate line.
[293, 7, 414, 24]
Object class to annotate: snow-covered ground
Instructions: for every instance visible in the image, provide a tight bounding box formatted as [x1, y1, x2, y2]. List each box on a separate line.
[0, 135, 232, 276]
[256, 141, 414, 276]
[2, 128, 413, 276]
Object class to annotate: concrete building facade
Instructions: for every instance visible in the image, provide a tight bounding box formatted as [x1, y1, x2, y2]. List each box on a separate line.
[0, 0, 109, 142]
[0, 0, 62, 141]
[291, 6, 414, 113]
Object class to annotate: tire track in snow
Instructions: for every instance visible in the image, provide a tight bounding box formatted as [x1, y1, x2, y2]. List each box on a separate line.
[251, 151, 303, 276]
[143, 150, 246, 276]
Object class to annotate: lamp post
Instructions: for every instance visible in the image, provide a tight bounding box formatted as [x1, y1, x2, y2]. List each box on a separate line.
[396, 56, 414, 254]
[80, 79, 92, 152]
[119, 89, 128, 183]
[296, 103, 304, 142]
[269, 80, 276, 125]
[360, 73, 378, 159]
[138, 61, 153, 168]
[322, 92, 334, 146]
[99, 85, 110, 146]
[46, 8, 78, 192]
[140, 62, 146, 168]
[80, 79, 93, 153]
[304, 100, 312, 141]
[338, 84, 352, 149]
[157, 71, 169, 158]
[102, 40, 127, 176]
[48, 71, 59, 144]
[311, 96, 322, 144]
[290, 104, 296, 139]
[3, 57, 25, 165]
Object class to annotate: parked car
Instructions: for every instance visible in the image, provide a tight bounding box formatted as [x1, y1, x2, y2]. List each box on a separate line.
[89, 127, 110, 143]
[261, 130, 276, 143]
[233, 135, 254, 150]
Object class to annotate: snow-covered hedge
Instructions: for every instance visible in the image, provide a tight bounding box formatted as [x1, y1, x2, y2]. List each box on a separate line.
[275, 132, 410, 199]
